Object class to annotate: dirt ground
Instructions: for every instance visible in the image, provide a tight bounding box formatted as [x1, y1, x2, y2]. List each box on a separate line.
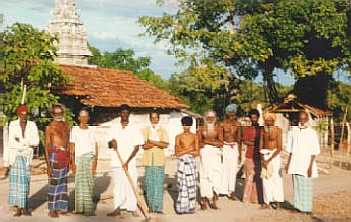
[0, 157, 350, 222]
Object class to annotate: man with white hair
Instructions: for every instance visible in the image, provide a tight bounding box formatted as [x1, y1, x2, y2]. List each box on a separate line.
[261, 112, 284, 209]
[219, 104, 241, 200]
[286, 111, 320, 215]
[198, 110, 223, 210]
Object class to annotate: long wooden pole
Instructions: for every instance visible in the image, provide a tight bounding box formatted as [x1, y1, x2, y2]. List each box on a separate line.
[331, 118, 335, 157]
[114, 148, 150, 220]
[339, 107, 348, 151]
[346, 122, 351, 156]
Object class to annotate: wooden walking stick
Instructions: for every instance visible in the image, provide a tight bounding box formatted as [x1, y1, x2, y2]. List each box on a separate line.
[114, 148, 151, 220]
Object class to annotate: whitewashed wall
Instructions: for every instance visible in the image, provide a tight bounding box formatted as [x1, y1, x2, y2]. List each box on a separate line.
[94, 111, 196, 160]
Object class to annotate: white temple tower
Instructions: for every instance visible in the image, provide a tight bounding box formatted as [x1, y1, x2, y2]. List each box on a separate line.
[48, 0, 92, 66]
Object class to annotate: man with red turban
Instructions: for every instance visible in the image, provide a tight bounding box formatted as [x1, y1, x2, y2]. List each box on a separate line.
[6, 104, 39, 216]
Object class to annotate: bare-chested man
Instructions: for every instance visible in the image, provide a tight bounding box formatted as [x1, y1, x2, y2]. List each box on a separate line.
[219, 104, 242, 200]
[45, 104, 70, 218]
[175, 116, 199, 214]
[260, 113, 284, 209]
[198, 111, 223, 210]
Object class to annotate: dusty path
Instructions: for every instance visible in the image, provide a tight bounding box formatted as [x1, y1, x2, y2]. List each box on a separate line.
[0, 158, 350, 222]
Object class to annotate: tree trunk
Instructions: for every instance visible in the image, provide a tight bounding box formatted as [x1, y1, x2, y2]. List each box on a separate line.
[262, 61, 279, 104]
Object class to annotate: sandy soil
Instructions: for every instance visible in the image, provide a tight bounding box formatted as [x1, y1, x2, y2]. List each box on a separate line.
[0, 158, 350, 222]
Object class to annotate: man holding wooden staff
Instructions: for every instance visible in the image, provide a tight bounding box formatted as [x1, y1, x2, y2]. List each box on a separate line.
[107, 104, 144, 217]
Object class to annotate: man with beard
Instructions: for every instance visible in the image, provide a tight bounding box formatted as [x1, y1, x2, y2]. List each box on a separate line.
[242, 109, 267, 208]
[45, 104, 70, 218]
[198, 111, 223, 210]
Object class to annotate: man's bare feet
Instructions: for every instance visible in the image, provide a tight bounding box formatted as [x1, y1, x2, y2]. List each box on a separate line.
[107, 208, 121, 217]
[260, 203, 270, 209]
[210, 197, 219, 210]
[229, 192, 237, 200]
[13, 207, 22, 217]
[21, 208, 32, 216]
[200, 197, 208, 210]
[48, 211, 59, 218]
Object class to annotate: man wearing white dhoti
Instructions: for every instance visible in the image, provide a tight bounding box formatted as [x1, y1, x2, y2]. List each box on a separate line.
[7, 105, 39, 217]
[219, 104, 241, 200]
[261, 113, 284, 209]
[107, 105, 144, 217]
[198, 111, 223, 210]
[286, 111, 320, 215]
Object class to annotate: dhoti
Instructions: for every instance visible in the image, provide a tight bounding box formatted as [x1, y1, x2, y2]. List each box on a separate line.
[8, 155, 31, 209]
[220, 143, 239, 196]
[112, 164, 137, 211]
[75, 153, 96, 215]
[176, 154, 197, 214]
[260, 149, 284, 204]
[199, 145, 222, 199]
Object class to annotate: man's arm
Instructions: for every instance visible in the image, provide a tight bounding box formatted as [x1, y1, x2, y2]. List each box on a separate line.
[148, 140, 169, 149]
[44, 126, 52, 177]
[123, 145, 140, 171]
[70, 142, 76, 175]
[92, 142, 99, 176]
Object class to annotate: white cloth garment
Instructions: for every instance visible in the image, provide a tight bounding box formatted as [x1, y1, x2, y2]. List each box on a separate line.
[70, 126, 97, 164]
[260, 149, 284, 204]
[5, 119, 39, 167]
[107, 124, 143, 168]
[220, 143, 239, 195]
[199, 145, 222, 199]
[286, 126, 320, 178]
[148, 124, 161, 141]
[112, 165, 138, 211]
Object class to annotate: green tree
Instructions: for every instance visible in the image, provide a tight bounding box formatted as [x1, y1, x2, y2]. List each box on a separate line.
[0, 23, 69, 128]
[88, 45, 169, 90]
[139, 0, 351, 104]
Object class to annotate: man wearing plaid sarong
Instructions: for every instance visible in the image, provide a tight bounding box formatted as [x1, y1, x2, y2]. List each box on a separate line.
[7, 105, 39, 217]
[70, 109, 98, 216]
[286, 111, 320, 214]
[175, 116, 199, 214]
[142, 110, 169, 213]
[45, 104, 71, 218]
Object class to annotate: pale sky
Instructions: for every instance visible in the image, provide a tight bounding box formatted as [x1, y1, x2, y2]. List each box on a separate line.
[1, 0, 180, 78]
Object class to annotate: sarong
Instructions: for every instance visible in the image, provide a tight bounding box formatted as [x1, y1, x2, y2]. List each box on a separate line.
[261, 149, 284, 204]
[176, 154, 197, 214]
[8, 155, 31, 208]
[293, 174, 313, 212]
[75, 153, 96, 215]
[220, 143, 239, 195]
[144, 166, 165, 212]
[199, 145, 222, 199]
[48, 152, 69, 212]
[112, 165, 138, 211]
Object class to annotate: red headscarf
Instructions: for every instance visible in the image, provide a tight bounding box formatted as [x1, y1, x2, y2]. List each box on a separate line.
[16, 104, 28, 115]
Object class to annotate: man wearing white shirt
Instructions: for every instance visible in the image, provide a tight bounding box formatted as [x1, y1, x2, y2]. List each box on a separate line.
[7, 105, 39, 217]
[286, 111, 320, 214]
[70, 109, 98, 216]
[107, 105, 144, 217]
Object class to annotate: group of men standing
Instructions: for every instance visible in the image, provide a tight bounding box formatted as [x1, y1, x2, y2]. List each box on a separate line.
[4, 102, 320, 218]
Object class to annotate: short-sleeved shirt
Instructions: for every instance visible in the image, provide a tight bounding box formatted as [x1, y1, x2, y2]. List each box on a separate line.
[142, 125, 169, 166]
[70, 126, 97, 164]
[286, 126, 320, 178]
[108, 124, 144, 168]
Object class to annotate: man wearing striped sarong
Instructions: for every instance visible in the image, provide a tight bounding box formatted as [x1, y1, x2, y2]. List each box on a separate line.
[142, 110, 169, 213]
[70, 109, 98, 216]
[175, 116, 199, 214]
[286, 111, 320, 215]
[45, 104, 70, 218]
[7, 105, 39, 217]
